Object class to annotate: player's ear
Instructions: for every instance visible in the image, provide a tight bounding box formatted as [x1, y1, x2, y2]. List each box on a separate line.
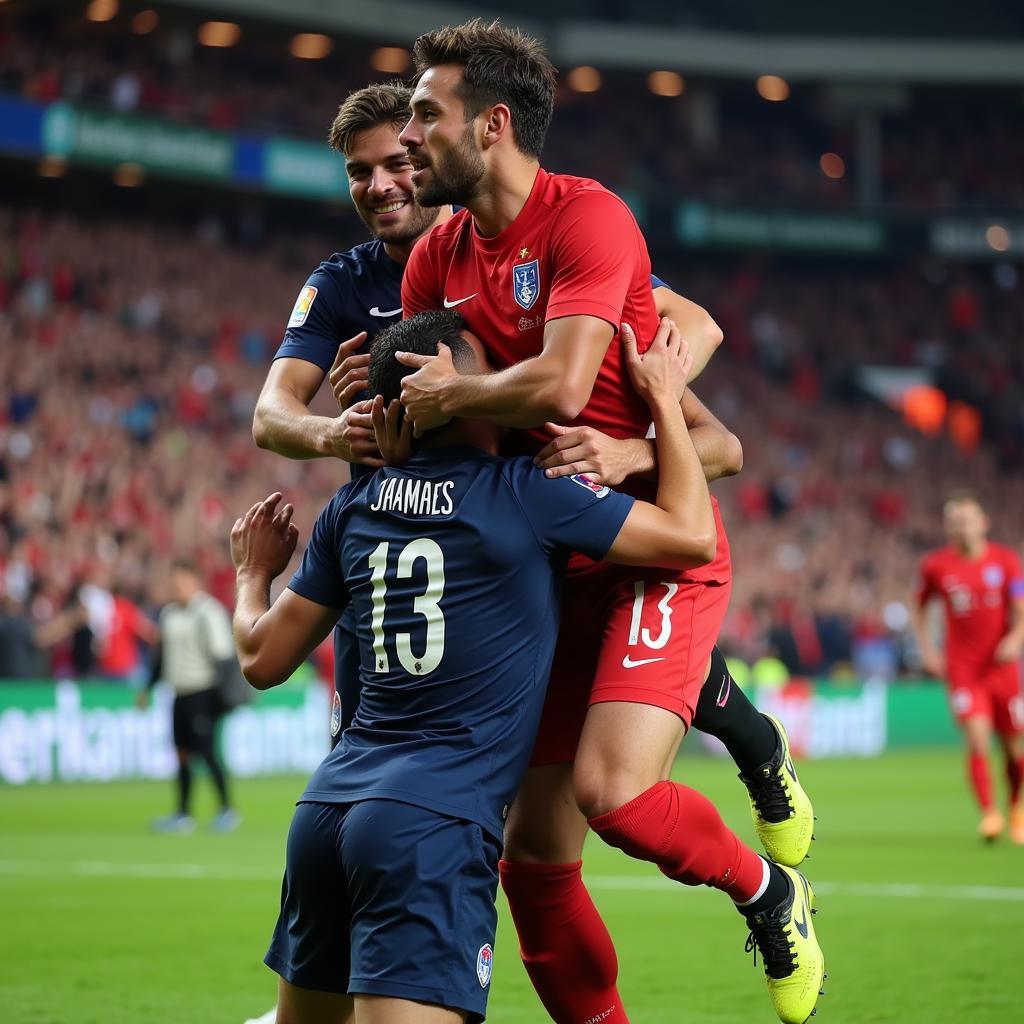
[481, 103, 511, 150]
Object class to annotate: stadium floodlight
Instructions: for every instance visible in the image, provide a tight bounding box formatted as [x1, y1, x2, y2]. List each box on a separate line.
[371, 47, 410, 73]
[86, 0, 118, 23]
[820, 153, 845, 179]
[756, 75, 790, 101]
[567, 66, 602, 92]
[290, 34, 333, 60]
[198, 22, 241, 49]
[132, 10, 158, 35]
[648, 71, 685, 97]
[986, 225, 1010, 252]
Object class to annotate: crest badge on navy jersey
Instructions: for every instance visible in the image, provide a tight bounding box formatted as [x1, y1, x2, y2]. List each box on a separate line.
[512, 259, 540, 310]
[330, 691, 343, 737]
[476, 944, 493, 988]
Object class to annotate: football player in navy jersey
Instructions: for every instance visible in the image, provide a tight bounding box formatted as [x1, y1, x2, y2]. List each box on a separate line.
[231, 309, 715, 1024]
[251, 83, 730, 746]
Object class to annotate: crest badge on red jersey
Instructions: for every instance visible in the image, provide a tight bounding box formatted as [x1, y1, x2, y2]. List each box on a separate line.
[512, 259, 540, 310]
[982, 564, 1004, 589]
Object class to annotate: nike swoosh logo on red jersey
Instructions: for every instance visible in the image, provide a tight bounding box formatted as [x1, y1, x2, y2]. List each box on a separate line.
[443, 294, 477, 308]
[622, 655, 666, 669]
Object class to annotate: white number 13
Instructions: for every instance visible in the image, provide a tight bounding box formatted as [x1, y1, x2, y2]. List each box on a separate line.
[627, 580, 678, 650]
[367, 538, 446, 675]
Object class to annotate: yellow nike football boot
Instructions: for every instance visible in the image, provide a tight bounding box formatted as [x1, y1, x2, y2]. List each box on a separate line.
[739, 714, 815, 866]
[744, 865, 826, 1024]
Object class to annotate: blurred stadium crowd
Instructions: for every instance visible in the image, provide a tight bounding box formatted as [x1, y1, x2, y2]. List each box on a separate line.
[3, 13, 1024, 209]
[1, 2, 1021, 687]
[2, 201, 1021, 684]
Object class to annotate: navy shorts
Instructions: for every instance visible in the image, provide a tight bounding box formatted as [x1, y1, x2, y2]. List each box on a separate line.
[265, 799, 501, 1022]
[330, 608, 361, 748]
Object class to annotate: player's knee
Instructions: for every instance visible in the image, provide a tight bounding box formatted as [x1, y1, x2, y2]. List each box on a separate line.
[573, 762, 648, 820]
[503, 816, 579, 864]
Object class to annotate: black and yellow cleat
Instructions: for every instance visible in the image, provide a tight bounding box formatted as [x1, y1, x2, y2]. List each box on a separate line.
[744, 866, 825, 1024]
[740, 713, 815, 866]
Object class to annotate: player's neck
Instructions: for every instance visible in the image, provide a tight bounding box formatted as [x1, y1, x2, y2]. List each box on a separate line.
[383, 207, 454, 265]
[420, 420, 500, 457]
[466, 160, 540, 238]
[956, 539, 987, 559]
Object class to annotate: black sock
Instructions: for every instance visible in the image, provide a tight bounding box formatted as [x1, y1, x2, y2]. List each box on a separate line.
[739, 859, 791, 918]
[197, 738, 231, 810]
[691, 647, 778, 775]
[176, 758, 192, 816]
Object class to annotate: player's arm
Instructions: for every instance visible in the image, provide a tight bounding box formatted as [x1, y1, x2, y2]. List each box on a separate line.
[603, 320, 716, 568]
[995, 557, 1024, 663]
[653, 286, 723, 383]
[400, 313, 613, 432]
[534, 387, 742, 486]
[911, 563, 945, 678]
[230, 493, 344, 689]
[253, 346, 382, 466]
[399, 190, 648, 433]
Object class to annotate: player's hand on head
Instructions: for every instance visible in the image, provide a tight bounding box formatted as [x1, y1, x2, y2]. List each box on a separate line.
[328, 400, 385, 466]
[328, 332, 370, 408]
[371, 395, 414, 466]
[397, 342, 457, 438]
[534, 422, 630, 486]
[230, 492, 299, 578]
[622, 318, 692, 406]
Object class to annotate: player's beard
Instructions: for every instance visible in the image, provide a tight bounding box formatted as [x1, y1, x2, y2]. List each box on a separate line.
[415, 124, 484, 208]
[360, 199, 439, 247]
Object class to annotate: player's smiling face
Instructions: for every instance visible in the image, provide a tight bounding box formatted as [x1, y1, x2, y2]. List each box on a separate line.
[401, 65, 485, 208]
[345, 122, 439, 245]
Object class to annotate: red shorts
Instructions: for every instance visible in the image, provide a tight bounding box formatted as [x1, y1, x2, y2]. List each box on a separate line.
[947, 663, 1024, 735]
[529, 559, 732, 766]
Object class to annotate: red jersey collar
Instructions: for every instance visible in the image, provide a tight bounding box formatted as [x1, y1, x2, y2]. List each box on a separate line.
[471, 167, 548, 257]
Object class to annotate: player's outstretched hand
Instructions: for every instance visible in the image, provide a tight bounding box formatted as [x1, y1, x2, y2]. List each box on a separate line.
[329, 400, 385, 467]
[328, 332, 369, 408]
[371, 395, 414, 466]
[622, 318, 692, 407]
[535, 423, 633, 486]
[231, 492, 299, 580]
[396, 343, 457, 437]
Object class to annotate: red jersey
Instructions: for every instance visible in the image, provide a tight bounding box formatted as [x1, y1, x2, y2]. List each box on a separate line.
[402, 168, 660, 452]
[402, 167, 729, 584]
[917, 543, 1024, 674]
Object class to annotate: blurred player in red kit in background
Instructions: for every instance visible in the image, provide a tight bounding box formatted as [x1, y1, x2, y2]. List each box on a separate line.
[913, 490, 1024, 843]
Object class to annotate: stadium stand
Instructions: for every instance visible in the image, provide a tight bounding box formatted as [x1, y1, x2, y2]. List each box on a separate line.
[1, 200, 1020, 680]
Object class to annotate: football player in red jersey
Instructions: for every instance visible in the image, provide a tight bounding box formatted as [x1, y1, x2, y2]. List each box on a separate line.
[913, 490, 1024, 842]
[393, 19, 822, 1024]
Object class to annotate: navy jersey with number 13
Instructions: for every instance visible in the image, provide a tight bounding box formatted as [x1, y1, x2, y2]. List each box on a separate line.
[287, 447, 634, 841]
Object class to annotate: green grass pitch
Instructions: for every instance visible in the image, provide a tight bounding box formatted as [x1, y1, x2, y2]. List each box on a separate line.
[3, 748, 1022, 1023]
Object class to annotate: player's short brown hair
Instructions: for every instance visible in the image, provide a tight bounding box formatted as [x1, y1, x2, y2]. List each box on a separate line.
[944, 488, 984, 510]
[368, 310, 476, 408]
[328, 82, 412, 156]
[412, 18, 557, 158]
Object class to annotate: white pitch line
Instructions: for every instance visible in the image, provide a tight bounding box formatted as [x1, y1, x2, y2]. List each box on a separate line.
[586, 874, 1024, 902]
[1, 859, 1024, 902]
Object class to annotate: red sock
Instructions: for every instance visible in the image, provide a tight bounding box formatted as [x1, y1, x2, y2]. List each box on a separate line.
[968, 751, 994, 810]
[1005, 753, 1024, 806]
[499, 860, 629, 1024]
[588, 781, 764, 902]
